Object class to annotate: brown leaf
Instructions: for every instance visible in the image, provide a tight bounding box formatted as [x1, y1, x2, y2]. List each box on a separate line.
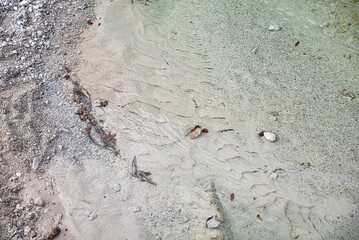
[258, 131, 265, 137]
[230, 193, 235, 201]
[85, 126, 91, 134]
[98, 23, 101, 26]
[100, 100, 108, 107]
[65, 67, 71, 73]
[201, 128, 209, 133]
[295, 41, 300, 47]
[87, 20, 94, 25]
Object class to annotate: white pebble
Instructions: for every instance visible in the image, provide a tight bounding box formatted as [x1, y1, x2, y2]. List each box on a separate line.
[207, 217, 221, 229]
[268, 25, 281, 31]
[264, 132, 276, 142]
[34, 197, 45, 207]
[32, 157, 40, 171]
[269, 172, 278, 180]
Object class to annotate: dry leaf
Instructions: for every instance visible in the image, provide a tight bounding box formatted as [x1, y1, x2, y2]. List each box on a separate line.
[230, 193, 235, 201]
[257, 215, 263, 221]
[258, 131, 265, 137]
[100, 100, 108, 107]
[295, 41, 300, 46]
[202, 128, 209, 133]
[188, 125, 202, 139]
[87, 20, 94, 25]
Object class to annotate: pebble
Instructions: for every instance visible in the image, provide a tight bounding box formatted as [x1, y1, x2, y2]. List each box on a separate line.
[32, 157, 40, 171]
[85, 210, 98, 221]
[28, 212, 35, 219]
[19, 1, 29, 7]
[252, 48, 259, 54]
[44, 208, 50, 213]
[268, 24, 281, 31]
[34, 197, 45, 207]
[23, 226, 31, 236]
[264, 132, 276, 142]
[131, 206, 142, 213]
[111, 183, 121, 192]
[269, 116, 277, 121]
[207, 217, 221, 229]
[269, 172, 278, 180]
[291, 232, 299, 239]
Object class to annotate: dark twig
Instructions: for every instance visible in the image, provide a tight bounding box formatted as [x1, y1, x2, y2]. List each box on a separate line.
[131, 156, 156, 185]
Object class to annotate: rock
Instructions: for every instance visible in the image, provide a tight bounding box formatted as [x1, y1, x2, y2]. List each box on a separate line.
[34, 197, 45, 207]
[19, 1, 29, 7]
[263, 132, 276, 142]
[85, 210, 98, 221]
[207, 217, 221, 229]
[29, 231, 37, 238]
[268, 24, 281, 31]
[252, 48, 259, 54]
[269, 116, 277, 121]
[111, 183, 121, 192]
[269, 172, 278, 180]
[32, 157, 40, 171]
[44, 208, 50, 213]
[291, 232, 299, 239]
[28, 212, 35, 219]
[131, 206, 141, 213]
[23, 226, 31, 236]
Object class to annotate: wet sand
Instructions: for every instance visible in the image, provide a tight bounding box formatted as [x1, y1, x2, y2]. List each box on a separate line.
[50, 0, 358, 239]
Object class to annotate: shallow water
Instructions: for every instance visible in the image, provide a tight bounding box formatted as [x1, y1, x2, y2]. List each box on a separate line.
[55, 0, 359, 239]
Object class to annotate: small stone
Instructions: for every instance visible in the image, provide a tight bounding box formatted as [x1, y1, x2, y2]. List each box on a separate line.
[293, 100, 301, 105]
[28, 212, 35, 219]
[291, 232, 299, 239]
[58, 145, 63, 150]
[85, 210, 98, 221]
[44, 208, 50, 213]
[29, 230, 37, 238]
[34, 197, 45, 207]
[1, 42, 8, 47]
[269, 172, 278, 180]
[15, 172, 22, 177]
[268, 24, 281, 31]
[131, 206, 141, 213]
[252, 48, 259, 54]
[19, 1, 29, 7]
[155, 236, 161, 240]
[23, 226, 31, 236]
[263, 132, 276, 142]
[16, 204, 23, 210]
[111, 183, 121, 192]
[269, 116, 277, 121]
[32, 157, 40, 171]
[56, 214, 63, 221]
[207, 217, 221, 229]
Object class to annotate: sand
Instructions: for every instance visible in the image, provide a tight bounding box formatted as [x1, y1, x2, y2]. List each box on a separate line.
[49, 0, 358, 239]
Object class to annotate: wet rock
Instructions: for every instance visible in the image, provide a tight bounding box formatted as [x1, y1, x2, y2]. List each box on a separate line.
[34, 197, 45, 207]
[263, 132, 276, 142]
[268, 24, 281, 31]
